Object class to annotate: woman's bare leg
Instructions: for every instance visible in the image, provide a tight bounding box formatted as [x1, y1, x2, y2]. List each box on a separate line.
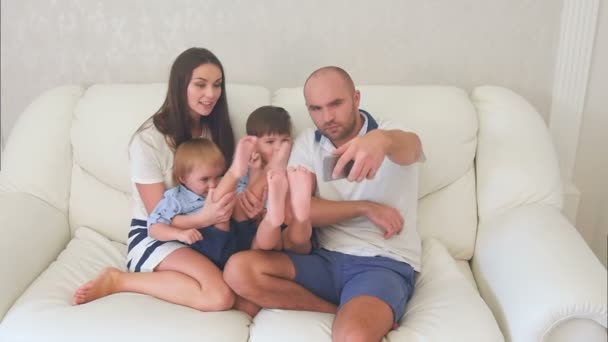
[73, 248, 234, 311]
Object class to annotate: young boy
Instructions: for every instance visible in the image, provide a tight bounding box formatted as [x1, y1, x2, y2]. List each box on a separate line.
[147, 136, 257, 269]
[237, 106, 314, 254]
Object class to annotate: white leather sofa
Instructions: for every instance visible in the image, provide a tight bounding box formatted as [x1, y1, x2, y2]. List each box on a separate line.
[0, 83, 606, 342]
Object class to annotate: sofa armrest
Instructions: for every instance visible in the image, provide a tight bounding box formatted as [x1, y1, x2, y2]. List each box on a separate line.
[471, 204, 607, 342]
[472, 86, 563, 220]
[0, 192, 70, 320]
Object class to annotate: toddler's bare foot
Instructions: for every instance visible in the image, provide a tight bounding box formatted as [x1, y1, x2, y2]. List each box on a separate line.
[287, 166, 313, 222]
[72, 267, 122, 305]
[264, 168, 288, 227]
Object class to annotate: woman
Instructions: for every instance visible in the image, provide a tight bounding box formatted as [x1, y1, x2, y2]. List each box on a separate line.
[73, 47, 258, 313]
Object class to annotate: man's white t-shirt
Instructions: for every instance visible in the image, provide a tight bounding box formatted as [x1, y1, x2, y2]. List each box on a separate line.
[287, 110, 422, 271]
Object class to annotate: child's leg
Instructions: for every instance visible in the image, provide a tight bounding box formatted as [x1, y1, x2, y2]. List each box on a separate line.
[73, 248, 234, 312]
[234, 139, 290, 222]
[191, 226, 236, 269]
[251, 168, 288, 250]
[213, 136, 257, 230]
[283, 166, 314, 254]
[233, 164, 267, 222]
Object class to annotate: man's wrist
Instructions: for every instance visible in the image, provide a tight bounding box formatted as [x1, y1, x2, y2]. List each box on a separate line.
[379, 130, 392, 155]
[356, 200, 371, 217]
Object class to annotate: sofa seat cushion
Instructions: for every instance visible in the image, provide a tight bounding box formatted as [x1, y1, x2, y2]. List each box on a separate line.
[248, 239, 503, 342]
[0, 227, 251, 342]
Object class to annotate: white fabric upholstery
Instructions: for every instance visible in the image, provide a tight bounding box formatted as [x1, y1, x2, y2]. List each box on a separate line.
[0, 227, 251, 342]
[1, 83, 606, 341]
[249, 239, 503, 342]
[472, 86, 563, 220]
[0, 192, 70, 318]
[0, 86, 84, 212]
[472, 204, 608, 342]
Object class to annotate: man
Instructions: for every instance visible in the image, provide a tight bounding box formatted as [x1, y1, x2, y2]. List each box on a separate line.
[224, 66, 424, 342]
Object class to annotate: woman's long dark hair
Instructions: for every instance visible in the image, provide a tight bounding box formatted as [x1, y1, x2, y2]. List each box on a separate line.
[140, 47, 235, 163]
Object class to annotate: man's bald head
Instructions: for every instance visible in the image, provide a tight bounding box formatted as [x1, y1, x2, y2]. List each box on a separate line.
[304, 66, 355, 94]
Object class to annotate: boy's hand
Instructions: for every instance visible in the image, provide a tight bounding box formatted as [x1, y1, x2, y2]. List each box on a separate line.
[177, 228, 203, 244]
[363, 201, 404, 239]
[249, 152, 263, 170]
[238, 187, 267, 219]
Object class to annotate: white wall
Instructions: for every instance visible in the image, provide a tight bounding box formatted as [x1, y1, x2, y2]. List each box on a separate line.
[0, 0, 562, 149]
[575, 1, 608, 267]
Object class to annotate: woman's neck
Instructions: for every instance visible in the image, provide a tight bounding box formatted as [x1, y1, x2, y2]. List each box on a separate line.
[190, 119, 203, 137]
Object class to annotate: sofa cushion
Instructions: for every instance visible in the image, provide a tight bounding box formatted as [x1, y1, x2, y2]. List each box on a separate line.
[247, 239, 503, 342]
[272, 86, 478, 260]
[0, 227, 251, 342]
[0, 86, 84, 213]
[68, 84, 270, 243]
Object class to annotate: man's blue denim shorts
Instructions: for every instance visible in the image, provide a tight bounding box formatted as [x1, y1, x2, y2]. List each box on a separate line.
[287, 248, 416, 322]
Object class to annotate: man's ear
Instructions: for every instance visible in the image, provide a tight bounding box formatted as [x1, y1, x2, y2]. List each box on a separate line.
[353, 89, 361, 108]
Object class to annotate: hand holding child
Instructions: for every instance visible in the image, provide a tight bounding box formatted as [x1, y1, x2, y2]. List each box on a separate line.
[177, 228, 203, 244]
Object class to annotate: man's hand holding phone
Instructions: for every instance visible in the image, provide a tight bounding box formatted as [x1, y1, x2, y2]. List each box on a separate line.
[328, 132, 387, 182]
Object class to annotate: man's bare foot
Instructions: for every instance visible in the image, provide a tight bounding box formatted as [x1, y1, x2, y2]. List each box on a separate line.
[267, 141, 292, 170]
[230, 136, 258, 178]
[72, 267, 122, 305]
[264, 168, 288, 227]
[287, 166, 313, 222]
[233, 295, 261, 319]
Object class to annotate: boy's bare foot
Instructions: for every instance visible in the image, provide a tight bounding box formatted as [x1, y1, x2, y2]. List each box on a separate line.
[230, 136, 258, 178]
[72, 267, 122, 305]
[267, 141, 291, 170]
[264, 168, 288, 227]
[287, 166, 314, 222]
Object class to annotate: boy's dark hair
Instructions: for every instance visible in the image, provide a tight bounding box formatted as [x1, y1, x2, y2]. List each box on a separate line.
[246, 106, 292, 137]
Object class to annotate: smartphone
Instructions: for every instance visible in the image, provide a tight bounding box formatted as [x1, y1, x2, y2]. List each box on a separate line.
[322, 155, 355, 182]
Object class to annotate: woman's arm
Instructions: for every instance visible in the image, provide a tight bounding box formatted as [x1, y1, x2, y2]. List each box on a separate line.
[136, 182, 166, 214]
[136, 182, 233, 229]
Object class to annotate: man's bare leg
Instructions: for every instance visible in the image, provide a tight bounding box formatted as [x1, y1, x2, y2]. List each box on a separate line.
[223, 250, 336, 313]
[233, 295, 261, 318]
[73, 248, 234, 311]
[332, 296, 394, 342]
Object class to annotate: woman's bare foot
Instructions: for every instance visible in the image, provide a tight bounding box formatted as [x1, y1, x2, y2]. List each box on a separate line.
[72, 267, 122, 305]
[264, 168, 288, 227]
[287, 166, 313, 222]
